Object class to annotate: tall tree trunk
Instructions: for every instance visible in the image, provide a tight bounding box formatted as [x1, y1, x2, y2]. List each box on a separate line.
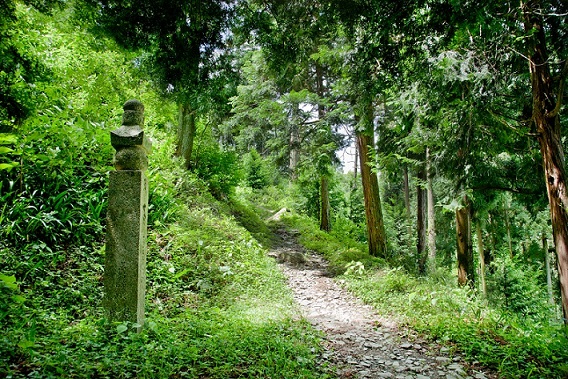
[289, 123, 300, 180]
[487, 212, 496, 272]
[403, 165, 411, 221]
[316, 61, 331, 232]
[456, 196, 473, 286]
[417, 166, 427, 274]
[176, 103, 196, 170]
[357, 131, 387, 258]
[522, 0, 568, 321]
[353, 143, 359, 182]
[543, 234, 554, 306]
[426, 147, 436, 267]
[503, 197, 514, 258]
[320, 175, 331, 232]
[477, 220, 487, 297]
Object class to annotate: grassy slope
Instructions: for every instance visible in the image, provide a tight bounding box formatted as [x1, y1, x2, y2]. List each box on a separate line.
[0, 139, 332, 378]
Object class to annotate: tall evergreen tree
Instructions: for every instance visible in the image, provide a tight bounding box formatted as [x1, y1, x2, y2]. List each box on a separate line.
[86, 0, 236, 169]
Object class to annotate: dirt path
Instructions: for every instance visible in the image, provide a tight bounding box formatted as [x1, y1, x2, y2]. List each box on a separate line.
[270, 227, 495, 379]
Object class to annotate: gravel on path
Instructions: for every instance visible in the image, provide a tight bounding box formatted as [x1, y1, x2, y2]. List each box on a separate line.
[270, 228, 497, 379]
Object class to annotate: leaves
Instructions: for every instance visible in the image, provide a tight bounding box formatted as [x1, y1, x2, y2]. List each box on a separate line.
[0, 274, 18, 290]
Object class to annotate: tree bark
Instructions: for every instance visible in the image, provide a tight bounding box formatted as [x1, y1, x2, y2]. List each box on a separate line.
[353, 143, 359, 182]
[320, 175, 331, 232]
[503, 197, 513, 258]
[357, 131, 387, 257]
[522, 0, 568, 321]
[417, 166, 427, 274]
[403, 165, 411, 221]
[456, 197, 473, 286]
[289, 122, 300, 180]
[176, 103, 196, 170]
[543, 234, 554, 306]
[477, 220, 487, 297]
[426, 147, 436, 267]
[316, 61, 332, 232]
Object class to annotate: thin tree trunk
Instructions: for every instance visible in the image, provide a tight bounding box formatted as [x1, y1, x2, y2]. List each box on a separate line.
[426, 147, 436, 267]
[477, 220, 487, 297]
[504, 197, 513, 258]
[316, 61, 331, 232]
[320, 175, 331, 232]
[176, 103, 196, 170]
[289, 123, 300, 180]
[417, 166, 427, 274]
[456, 196, 473, 286]
[403, 165, 411, 221]
[543, 234, 554, 306]
[353, 143, 358, 182]
[522, 0, 568, 321]
[487, 212, 496, 272]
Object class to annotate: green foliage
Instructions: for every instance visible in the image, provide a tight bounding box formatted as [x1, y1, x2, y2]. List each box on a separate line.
[234, 184, 295, 219]
[0, 165, 331, 378]
[0, 5, 151, 248]
[0, 134, 19, 180]
[342, 266, 568, 379]
[228, 196, 272, 246]
[487, 256, 552, 319]
[243, 148, 271, 189]
[0, 3, 51, 133]
[193, 143, 242, 198]
[0, 271, 27, 370]
[280, 212, 380, 275]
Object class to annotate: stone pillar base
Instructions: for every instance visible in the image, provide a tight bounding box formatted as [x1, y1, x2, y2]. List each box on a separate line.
[104, 170, 148, 327]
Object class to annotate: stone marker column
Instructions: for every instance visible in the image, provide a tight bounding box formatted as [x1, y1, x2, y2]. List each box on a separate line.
[104, 99, 151, 329]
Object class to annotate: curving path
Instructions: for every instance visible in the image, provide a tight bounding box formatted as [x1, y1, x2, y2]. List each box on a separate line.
[270, 227, 496, 379]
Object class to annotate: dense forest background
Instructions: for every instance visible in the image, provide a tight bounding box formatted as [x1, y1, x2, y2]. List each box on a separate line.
[1, 0, 567, 378]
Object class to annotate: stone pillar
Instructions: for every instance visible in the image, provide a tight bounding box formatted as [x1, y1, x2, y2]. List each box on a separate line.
[104, 99, 151, 329]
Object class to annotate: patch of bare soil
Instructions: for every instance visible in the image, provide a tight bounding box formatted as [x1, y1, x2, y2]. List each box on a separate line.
[269, 227, 497, 379]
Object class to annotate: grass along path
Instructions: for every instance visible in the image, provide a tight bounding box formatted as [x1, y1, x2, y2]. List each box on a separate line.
[269, 224, 496, 379]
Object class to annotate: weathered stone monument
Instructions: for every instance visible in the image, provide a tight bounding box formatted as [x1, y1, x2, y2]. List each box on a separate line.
[104, 99, 151, 329]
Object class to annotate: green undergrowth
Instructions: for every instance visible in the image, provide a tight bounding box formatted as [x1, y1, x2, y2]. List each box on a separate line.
[343, 269, 568, 378]
[280, 213, 380, 275]
[0, 136, 332, 378]
[280, 210, 568, 379]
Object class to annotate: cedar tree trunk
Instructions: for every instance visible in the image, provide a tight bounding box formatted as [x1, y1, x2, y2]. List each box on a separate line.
[357, 131, 387, 258]
[417, 166, 427, 274]
[320, 175, 331, 232]
[456, 197, 474, 286]
[426, 147, 436, 266]
[176, 103, 196, 170]
[403, 165, 411, 221]
[522, 0, 568, 321]
[476, 220, 487, 297]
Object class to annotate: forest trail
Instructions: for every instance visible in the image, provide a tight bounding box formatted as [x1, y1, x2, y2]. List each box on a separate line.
[269, 226, 495, 379]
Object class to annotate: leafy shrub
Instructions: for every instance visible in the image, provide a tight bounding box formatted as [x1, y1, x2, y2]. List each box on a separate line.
[0, 172, 108, 248]
[193, 143, 242, 198]
[487, 255, 552, 320]
[243, 148, 270, 189]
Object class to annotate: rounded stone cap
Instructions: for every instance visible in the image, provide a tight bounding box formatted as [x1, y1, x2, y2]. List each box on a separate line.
[114, 146, 148, 171]
[122, 99, 145, 127]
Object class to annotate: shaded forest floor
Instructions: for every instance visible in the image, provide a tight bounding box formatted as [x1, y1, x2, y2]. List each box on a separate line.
[269, 224, 497, 379]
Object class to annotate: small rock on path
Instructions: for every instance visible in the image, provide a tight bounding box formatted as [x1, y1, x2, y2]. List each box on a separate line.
[270, 228, 496, 379]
